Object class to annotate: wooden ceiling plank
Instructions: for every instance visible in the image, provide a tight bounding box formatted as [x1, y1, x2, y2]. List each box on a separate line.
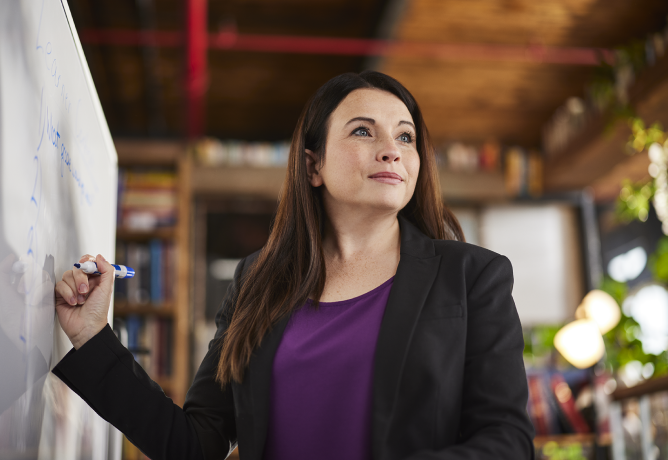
[591, 151, 650, 202]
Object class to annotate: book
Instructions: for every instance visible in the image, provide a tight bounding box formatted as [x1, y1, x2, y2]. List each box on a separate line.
[126, 243, 140, 304]
[122, 315, 173, 379]
[114, 240, 175, 307]
[137, 244, 151, 304]
[117, 168, 178, 230]
[527, 374, 556, 436]
[479, 140, 501, 171]
[550, 374, 591, 434]
[126, 315, 141, 360]
[504, 147, 527, 196]
[163, 242, 175, 302]
[114, 240, 127, 302]
[504, 147, 544, 198]
[150, 239, 163, 304]
[191, 138, 290, 167]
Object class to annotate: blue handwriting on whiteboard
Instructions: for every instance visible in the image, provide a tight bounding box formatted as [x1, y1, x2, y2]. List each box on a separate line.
[36, 88, 93, 206]
[35, 0, 70, 113]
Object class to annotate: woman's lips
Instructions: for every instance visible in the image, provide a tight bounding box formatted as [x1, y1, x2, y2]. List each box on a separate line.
[369, 172, 403, 185]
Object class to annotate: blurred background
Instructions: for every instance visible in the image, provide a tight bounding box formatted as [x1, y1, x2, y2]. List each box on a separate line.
[67, 1, 668, 458]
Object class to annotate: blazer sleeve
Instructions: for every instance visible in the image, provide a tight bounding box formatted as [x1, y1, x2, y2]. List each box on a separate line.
[52, 256, 248, 460]
[408, 255, 535, 460]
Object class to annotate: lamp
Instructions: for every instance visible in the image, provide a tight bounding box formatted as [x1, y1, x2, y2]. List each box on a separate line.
[554, 319, 605, 369]
[575, 289, 621, 334]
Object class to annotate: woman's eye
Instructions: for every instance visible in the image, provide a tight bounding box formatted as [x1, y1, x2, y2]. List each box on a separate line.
[398, 133, 413, 143]
[353, 127, 370, 137]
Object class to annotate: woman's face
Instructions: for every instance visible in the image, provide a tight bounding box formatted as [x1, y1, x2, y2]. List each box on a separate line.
[307, 88, 420, 217]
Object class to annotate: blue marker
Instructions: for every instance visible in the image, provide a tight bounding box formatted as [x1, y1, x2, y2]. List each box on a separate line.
[74, 261, 135, 279]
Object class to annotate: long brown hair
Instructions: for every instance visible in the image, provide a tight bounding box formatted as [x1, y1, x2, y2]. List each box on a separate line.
[216, 71, 464, 385]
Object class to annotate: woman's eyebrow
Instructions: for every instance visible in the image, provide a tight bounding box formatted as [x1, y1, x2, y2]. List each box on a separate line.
[344, 117, 415, 130]
[345, 116, 375, 126]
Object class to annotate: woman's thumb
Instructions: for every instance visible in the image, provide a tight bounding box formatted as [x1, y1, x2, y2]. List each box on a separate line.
[95, 254, 115, 287]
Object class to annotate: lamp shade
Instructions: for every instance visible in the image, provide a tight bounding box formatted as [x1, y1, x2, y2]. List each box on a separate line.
[575, 289, 621, 334]
[554, 319, 605, 369]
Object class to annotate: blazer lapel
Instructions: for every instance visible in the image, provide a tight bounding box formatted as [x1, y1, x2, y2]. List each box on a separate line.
[372, 216, 441, 458]
[234, 314, 290, 460]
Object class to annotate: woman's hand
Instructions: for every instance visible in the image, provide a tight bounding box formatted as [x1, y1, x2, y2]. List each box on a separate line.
[55, 254, 114, 350]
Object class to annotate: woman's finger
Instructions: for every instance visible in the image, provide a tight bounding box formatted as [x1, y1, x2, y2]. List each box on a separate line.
[79, 254, 96, 263]
[87, 275, 103, 290]
[55, 279, 77, 306]
[61, 270, 81, 303]
[72, 267, 89, 301]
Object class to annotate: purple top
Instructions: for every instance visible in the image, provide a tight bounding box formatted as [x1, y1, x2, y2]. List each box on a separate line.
[262, 277, 395, 460]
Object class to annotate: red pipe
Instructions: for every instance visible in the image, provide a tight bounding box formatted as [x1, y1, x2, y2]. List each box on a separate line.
[80, 28, 615, 66]
[185, 0, 207, 139]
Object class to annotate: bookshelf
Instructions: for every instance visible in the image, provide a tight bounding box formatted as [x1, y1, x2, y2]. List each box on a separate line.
[115, 227, 176, 241]
[114, 140, 192, 407]
[190, 165, 509, 202]
[114, 140, 192, 460]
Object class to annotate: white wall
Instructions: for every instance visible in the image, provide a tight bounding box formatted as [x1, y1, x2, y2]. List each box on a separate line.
[478, 204, 584, 326]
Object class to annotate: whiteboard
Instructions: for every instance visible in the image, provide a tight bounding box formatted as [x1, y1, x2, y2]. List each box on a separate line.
[0, 1, 119, 459]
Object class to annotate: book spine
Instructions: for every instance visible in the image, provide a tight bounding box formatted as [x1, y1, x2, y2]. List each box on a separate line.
[164, 242, 175, 302]
[146, 316, 156, 377]
[162, 241, 170, 303]
[150, 239, 163, 305]
[126, 243, 140, 304]
[527, 374, 553, 436]
[114, 241, 127, 302]
[126, 315, 140, 360]
[138, 244, 151, 304]
[550, 374, 591, 434]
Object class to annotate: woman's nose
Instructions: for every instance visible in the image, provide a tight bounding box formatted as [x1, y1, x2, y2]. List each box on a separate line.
[377, 138, 401, 163]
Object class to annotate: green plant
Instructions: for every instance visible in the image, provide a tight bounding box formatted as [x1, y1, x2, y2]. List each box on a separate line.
[650, 236, 668, 282]
[539, 440, 587, 460]
[599, 276, 668, 377]
[524, 325, 562, 357]
[616, 179, 655, 223]
[627, 117, 666, 154]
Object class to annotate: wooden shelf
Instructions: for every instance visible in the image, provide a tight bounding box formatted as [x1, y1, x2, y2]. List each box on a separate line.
[191, 165, 286, 199]
[115, 139, 185, 166]
[545, 52, 668, 194]
[439, 170, 508, 201]
[612, 373, 668, 401]
[190, 165, 509, 202]
[113, 301, 175, 317]
[116, 227, 176, 241]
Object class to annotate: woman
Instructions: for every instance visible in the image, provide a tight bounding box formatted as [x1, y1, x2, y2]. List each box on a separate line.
[54, 71, 535, 460]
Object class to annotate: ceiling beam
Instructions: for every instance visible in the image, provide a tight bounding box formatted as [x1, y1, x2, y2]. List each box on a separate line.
[185, 0, 208, 138]
[80, 28, 614, 66]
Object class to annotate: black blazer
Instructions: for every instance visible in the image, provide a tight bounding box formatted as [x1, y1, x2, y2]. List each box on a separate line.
[53, 216, 535, 460]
